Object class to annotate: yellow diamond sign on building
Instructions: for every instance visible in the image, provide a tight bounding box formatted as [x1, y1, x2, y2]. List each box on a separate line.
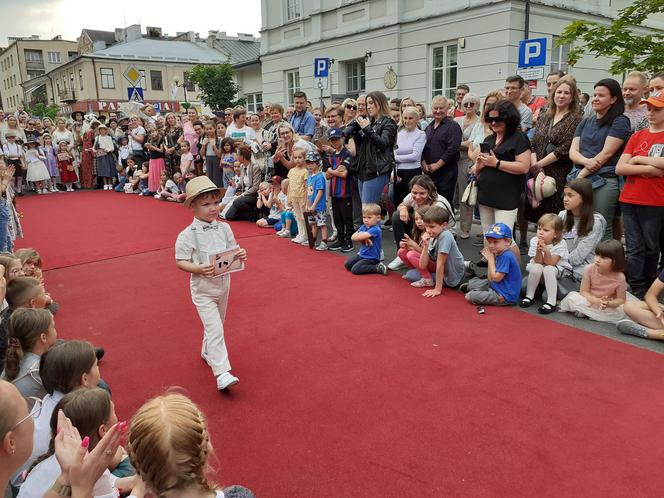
[123, 65, 142, 87]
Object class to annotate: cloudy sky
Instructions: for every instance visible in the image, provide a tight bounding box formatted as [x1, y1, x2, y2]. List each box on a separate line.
[0, 0, 263, 45]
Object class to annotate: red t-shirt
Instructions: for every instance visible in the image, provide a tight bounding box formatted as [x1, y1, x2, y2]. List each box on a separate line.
[453, 107, 464, 118]
[619, 128, 664, 206]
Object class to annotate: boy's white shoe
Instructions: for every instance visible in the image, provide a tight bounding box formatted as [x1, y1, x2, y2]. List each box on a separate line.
[216, 372, 239, 391]
[387, 256, 406, 271]
[291, 235, 305, 244]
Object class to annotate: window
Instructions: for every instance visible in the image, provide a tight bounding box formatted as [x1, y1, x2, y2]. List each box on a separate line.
[431, 43, 458, 99]
[150, 70, 163, 91]
[139, 70, 146, 90]
[551, 36, 570, 73]
[100, 68, 115, 89]
[24, 50, 42, 63]
[285, 69, 300, 106]
[27, 70, 42, 80]
[285, 0, 301, 21]
[183, 72, 196, 92]
[245, 93, 263, 113]
[345, 60, 366, 93]
[47, 52, 61, 64]
[79, 69, 84, 90]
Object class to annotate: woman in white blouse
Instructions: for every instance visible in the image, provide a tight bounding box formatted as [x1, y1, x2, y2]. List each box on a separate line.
[394, 106, 427, 207]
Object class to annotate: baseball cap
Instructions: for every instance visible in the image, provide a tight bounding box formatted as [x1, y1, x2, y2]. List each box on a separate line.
[484, 223, 513, 239]
[305, 151, 321, 163]
[641, 91, 664, 108]
[328, 128, 343, 139]
[269, 175, 282, 185]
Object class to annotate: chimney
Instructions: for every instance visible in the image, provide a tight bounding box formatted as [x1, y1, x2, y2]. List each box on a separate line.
[125, 24, 142, 42]
[114, 28, 125, 43]
[206, 30, 218, 47]
[237, 33, 255, 42]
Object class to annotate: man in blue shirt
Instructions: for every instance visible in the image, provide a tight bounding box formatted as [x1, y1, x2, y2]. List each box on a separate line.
[462, 223, 522, 305]
[289, 91, 316, 140]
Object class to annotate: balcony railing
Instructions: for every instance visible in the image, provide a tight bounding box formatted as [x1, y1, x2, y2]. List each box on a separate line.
[58, 89, 76, 103]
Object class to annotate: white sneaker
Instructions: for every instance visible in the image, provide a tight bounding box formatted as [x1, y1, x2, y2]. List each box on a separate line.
[37, 189, 42, 194]
[216, 372, 239, 390]
[277, 230, 291, 238]
[42, 189, 51, 194]
[315, 241, 328, 251]
[387, 256, 406, 271]
[51, 187, 59, 192]
[291, 235, 305, 244]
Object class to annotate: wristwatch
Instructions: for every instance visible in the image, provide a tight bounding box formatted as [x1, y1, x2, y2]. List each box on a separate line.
[495, 160, 501, 170]
[50, 481, 72, 497]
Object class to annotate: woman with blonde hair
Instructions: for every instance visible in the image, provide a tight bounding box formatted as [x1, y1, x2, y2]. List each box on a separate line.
[128, 392, 254, 498]
[341, 98, 358, 126]
[343, 91, 397, 203]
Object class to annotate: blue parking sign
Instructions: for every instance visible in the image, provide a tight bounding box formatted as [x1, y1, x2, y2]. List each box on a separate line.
[518, 38, 547, 68]
[314, 58, 329, 78]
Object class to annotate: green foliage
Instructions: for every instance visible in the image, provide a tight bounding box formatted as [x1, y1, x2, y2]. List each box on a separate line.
[558, 0, 664, 74]
[28, 102, 60, 120]
[187, 62, 244, 111]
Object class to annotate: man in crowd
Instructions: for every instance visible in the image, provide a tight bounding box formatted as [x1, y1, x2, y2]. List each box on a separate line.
[289, 91, 315, 141]
[453, 84, 470, 117]
[357, 95, 367, 117]
[504, 75, 532, 131]
[622, 71, 649, 131]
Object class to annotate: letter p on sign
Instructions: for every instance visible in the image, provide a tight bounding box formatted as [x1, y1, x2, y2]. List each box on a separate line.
[518, 38, 547, 68]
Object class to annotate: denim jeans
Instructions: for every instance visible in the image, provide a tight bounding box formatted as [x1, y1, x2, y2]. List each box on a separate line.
[358, 174, 389, 204]
[622, 202, 664, 294]
[115, 176, 128, 192]
[593, 177, 619, 240]
[0, 198, 10, 252]
[344, 254, 380, 275]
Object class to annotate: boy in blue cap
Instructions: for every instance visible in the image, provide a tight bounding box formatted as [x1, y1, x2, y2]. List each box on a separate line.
[463, 223, 522, 305]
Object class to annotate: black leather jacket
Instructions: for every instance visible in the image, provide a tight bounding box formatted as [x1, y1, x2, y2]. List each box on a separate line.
[345, 116, 397, 181]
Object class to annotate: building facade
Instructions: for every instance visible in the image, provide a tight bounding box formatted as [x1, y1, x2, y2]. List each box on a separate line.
[259, 0, 664, 107]
[0, 36, 78, 111]
[21, 27, 261, 116]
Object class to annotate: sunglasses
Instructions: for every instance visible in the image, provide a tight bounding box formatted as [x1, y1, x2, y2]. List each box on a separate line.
[463, 103, 475, 108]
[486, 116, 506, 124]
[345, 105, 357, 110]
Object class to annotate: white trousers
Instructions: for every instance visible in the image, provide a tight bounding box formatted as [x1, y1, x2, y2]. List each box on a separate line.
[190, 275, 231, 376]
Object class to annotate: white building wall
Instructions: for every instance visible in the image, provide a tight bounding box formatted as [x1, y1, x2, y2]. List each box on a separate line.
[260, 0, 660, 108]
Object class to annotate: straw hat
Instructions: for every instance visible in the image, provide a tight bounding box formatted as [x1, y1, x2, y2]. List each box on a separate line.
[183, 176, 222, 208]
[533, 172, 556, 201]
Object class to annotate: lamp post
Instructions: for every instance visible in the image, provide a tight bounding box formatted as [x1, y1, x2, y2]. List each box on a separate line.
[173, 75, 189, 103]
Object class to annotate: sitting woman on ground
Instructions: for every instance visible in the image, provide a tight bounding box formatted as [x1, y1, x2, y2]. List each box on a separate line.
[223, 146, 263, 222]
[558, 178, 607, 285]
[18, 387, 135, 498]
[1, 308, 57, 400]
[387, 174, 455, 271]
[128, 392, 255, 498]
[11, 339, 101, 490]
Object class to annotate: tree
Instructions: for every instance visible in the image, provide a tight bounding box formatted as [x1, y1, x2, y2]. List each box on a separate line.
[187, 62, 245, 111]
[558, 0, 664, 75]
[28, 102, 60, 120]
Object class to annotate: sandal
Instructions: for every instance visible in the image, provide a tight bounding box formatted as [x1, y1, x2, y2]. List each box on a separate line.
[538, 303, 556, 314]
[520, 297, 533, 308]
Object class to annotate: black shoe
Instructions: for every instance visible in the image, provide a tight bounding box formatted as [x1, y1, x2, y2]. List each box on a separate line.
[459, 283, 469, 293]
[328, 241, 344, 251]
[520, 297, 533, 308]
[476, 259, 488, 268]
[538, 303, 556, 314]
[340, 243, 354, 253]
[95, 348, 105, 361]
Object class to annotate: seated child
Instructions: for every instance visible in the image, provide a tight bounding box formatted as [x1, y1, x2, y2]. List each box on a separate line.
[559, 239, 627, 323]
[116, 155, 137, 192]
[136, 164, 151, 196]
[275, 179, 298, 238]
[219, 162, 241, 214]
[520, 213, 571, 314]
[305, 153, 328, 251]
[396, 206, 430, 281]
[257, 176, 284, 229]
[344, 203, 388, 276]
[153, 170, 169, 200]
[155, 171, 185, 202]
[462, 223, 522, 306]
[618, 267, 664, 340]
[417, 206, 465, 297]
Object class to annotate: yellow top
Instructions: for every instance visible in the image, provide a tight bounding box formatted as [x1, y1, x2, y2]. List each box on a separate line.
[287, 166, 308, 201]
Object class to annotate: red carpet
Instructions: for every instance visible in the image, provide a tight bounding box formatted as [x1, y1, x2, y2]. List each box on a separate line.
[16, 192, 664, 497]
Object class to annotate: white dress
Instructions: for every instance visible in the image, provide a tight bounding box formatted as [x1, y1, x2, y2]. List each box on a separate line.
[25, 148, 51, 182]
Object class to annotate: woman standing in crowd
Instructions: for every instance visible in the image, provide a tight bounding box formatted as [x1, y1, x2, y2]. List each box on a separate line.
[128, 117, 146, 167]
[264, 104, 287, 158]
[569, 78, 631, 240]
[342, 98, 358, 127]
[163, 113, 182, 177]
[469, 91, 505, 161]
[394, 107, 426, 207]
[80, 121, 98, 189]
[387, 174, 455, 270]
[93, 125, 116, 190]
[472, 100, 531, 235]
[41, 118, 54, 135]
[181, 108, 200, 160]
[344, 91, 397, 204]
[454, 93, 481, 238]
[3, 116, 26, 144]
[526, 76, 582, 221]
[51, 119, 74, 151]
[421, 95, 462, 204]
[250, 113, 269, 177]
[312, 107, 327, 142]
[616, 92, 664, 299]
[271, 123, 297, 178]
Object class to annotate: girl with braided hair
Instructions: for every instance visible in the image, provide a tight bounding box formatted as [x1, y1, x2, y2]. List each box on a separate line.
[127, 392, 254, 498]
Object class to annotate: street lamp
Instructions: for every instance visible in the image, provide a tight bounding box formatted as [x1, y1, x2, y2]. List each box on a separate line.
[173, 75, 189, 103]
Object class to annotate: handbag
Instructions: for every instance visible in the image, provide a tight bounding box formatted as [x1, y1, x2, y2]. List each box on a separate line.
[461, 175, 478, 206]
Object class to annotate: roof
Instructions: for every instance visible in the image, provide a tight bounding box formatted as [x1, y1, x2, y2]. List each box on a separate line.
[90, 37, 227, 64]
[214, 38, 260, 65]
[82, 29, 116, 46]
